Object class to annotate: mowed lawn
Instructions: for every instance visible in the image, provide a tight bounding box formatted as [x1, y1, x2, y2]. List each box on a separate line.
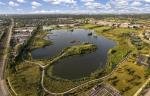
[107, 55, 149, 96]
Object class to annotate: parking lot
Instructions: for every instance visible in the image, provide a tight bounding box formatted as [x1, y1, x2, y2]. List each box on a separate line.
[87, 83, 121, 96]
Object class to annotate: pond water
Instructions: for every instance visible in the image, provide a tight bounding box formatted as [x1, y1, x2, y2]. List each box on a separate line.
[31, 29, 116, 79]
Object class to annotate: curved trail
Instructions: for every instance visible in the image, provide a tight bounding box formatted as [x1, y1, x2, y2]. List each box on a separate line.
[25, 52, 131, 95]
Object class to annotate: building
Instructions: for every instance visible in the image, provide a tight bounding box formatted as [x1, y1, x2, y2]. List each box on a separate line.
[120, 23, 130, 28]
[87, 83, 121, 96]
[137, 55, 150, 66]
[143, 30, 150, 41]
[129, 24, 141, 29]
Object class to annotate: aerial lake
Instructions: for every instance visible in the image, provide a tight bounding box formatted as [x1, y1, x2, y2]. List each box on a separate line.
[31, 29, 116, 79]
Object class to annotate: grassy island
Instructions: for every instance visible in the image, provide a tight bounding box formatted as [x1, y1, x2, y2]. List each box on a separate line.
[43, 43, 97, 69]
[61, 43, 97, 57]
[44, 43, 97, 66]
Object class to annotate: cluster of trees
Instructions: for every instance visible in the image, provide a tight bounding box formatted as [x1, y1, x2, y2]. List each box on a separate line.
[8, 25, 43, 73]
[130, 35, 143, 50]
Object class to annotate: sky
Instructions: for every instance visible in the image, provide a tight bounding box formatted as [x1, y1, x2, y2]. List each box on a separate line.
[0, 0, 150, 14]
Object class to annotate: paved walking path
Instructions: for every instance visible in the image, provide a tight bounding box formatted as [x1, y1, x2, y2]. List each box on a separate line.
[133, 78, 150, 96]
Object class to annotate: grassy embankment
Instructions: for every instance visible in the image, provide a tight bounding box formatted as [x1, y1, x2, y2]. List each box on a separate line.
[44, 43, 97, 93]
[107, 54, 149, 96]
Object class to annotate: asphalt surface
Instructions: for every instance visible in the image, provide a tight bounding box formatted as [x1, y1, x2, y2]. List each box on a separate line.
[0, 18, 14, 96]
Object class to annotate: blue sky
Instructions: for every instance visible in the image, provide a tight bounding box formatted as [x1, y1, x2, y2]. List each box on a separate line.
[0, 0, 150, 14]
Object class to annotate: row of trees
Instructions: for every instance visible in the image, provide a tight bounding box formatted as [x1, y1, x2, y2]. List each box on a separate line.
[8, 25, 43, 73]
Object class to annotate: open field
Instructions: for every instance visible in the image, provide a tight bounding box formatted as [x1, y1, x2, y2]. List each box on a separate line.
[7, 62, 43, 96]
[107, 55, 149, 96]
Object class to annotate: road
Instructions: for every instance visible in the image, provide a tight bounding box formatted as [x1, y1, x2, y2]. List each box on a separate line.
[0, 18, 14, 96]
[139, 33, 150, 44]
[133, 78, 150, 96]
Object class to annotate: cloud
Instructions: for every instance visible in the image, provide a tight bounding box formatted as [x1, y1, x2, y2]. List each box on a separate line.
[144, 0, 150, 3]
[16, 0, 25, 3]
[43, 0, 76, 5]
[31, 1, 42, 9]
[8, 1, 19, 7]
[131, 1, 142, 6]
[81, 0, 94, 2]
[1, 0, 150, 14]
[109, 0, 129, 8]
[85, 2, 103, 9]
[81, 0, 103, 10]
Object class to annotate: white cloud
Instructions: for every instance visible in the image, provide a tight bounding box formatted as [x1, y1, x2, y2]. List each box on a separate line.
[8, 1, 19, 7]
[31, 1, 42, 9]
[84, 2, 103, 9]
[109, 0, 129, 8]
[28, 0, 150, 14]
[1, 0, 150, 14]
[81, 0, 103, 10]
[144, 0, 150, 3]
[81, 0, 94, 2]
[131, 1, 142, 6]
[43, 0, 76, 5]
[16, 0, 25, 3]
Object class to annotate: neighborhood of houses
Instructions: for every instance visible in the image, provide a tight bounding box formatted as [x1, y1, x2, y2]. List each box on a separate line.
[137, 54, 150, 66]
[87, 83, 121, 96]
[89, 19, 145, 29]
[143, 30, 150, 41]
[12, 27, 35, 45]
